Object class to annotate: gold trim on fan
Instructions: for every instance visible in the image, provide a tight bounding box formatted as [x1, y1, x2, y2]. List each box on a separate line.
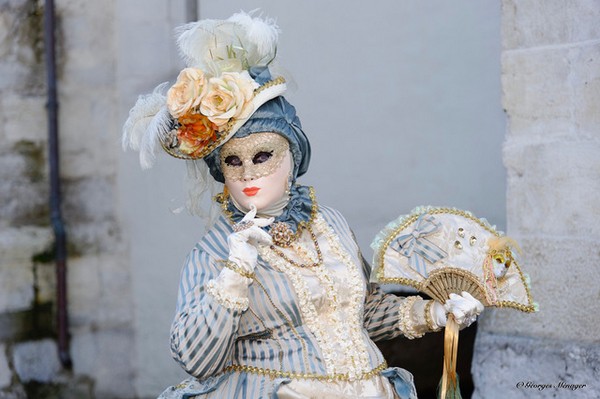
[419, 267, 489, 305]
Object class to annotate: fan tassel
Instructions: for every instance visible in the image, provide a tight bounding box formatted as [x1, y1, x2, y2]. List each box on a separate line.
[438, 314, 462, 399]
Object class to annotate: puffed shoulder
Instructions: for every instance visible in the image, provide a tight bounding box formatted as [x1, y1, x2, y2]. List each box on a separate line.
[193, 215, 235, 260]
[317, 205, 352, 232]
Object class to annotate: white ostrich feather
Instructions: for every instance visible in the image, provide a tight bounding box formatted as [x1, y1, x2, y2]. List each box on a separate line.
[175, 19, 220, 72]
[122, 83, 172, 169]
[175, 10, 279, 75]
[227, 10, 279, 60]
[139, 106, 172, 169]
[122, 83, 168, 150]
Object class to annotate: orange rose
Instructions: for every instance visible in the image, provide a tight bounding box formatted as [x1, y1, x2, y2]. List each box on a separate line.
[176, 113, 218, 157]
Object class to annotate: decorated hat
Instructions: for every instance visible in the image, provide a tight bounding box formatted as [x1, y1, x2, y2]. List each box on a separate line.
[122, 12, 287, 169]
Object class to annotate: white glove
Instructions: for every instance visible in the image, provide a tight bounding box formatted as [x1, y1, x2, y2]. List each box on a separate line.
[430, 291, 484, 330]
[207, 206, 273, 309]
[227, 205, 273, 273]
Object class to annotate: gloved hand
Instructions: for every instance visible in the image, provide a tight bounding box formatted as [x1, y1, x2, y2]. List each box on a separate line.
[227, 204, 273, 274]
[430, 291, 484, 330]
[207, 205, 274, 309]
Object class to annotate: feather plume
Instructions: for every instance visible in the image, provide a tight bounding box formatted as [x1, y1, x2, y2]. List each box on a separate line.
[175, 19, 220, 72]
[487, 236, 522, 254]
[139, 106, 172, 169]
[227, 10, 279, 62]
[122, 83, 169, 151]
[175, 11, 279, 75]
[122, 83, 173, 169]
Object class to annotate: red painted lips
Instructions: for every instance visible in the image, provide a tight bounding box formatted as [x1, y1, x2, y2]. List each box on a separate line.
[242, 187, 260, 196]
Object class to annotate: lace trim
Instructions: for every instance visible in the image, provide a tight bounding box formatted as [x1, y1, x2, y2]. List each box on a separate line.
[205, 279, 249, 311]
[259, 213, 371, 380]
[398, 296, 425, 339]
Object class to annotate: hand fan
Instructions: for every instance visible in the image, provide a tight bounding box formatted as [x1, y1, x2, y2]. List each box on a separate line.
[371, 206, 536, 398]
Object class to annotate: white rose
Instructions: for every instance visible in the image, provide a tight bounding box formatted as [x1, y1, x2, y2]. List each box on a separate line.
[166, 68, 207, 118]
[200, 71, 258, 129]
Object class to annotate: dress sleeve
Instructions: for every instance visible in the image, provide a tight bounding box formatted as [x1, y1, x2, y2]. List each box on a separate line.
[363, 282, 436, 341]
[357, 245, 437, 341]
[169, 247, 250, 378]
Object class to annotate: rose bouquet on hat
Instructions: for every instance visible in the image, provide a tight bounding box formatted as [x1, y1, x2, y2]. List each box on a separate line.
[123, 11, 287, 169]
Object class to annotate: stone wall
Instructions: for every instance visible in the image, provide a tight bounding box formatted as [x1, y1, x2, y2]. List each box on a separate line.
[0, 0, 134, 397]
[473, 1, 600, 398]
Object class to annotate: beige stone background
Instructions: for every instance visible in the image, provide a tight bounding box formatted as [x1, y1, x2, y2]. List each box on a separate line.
[0, 0, 598, 398]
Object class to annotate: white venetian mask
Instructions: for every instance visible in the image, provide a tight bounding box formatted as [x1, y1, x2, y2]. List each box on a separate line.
[221, 132, 292, 212]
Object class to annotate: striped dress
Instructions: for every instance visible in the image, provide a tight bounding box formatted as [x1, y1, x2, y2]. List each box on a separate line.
[159, 205, 431, 399]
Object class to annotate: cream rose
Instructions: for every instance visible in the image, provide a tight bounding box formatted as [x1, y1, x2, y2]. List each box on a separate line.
[199, 71, 258, 129]
[166, 68, 207, 118]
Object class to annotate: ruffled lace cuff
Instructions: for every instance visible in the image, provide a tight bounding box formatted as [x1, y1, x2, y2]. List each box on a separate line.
[398, 296, 430, 339]
[205, 268, 251, 311]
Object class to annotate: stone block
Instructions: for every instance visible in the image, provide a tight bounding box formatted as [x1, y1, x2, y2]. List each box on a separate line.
[0, 344, 11, 389]
[70, 328, 135, 398]
[57, 89, 118, 180]
[0, 95, 47, 145]
[97, 256, 133, 327]
[34, 262, 56, 304]
[0, 226, 51, 312]
[504, 140, 600, 238]
[0, 0, 44, 94]
[477, 237, 600, 342]
[0, 142, 48, 226]
[573, 43, 600, 136]
[502, 0, 600, 50]
[12, 339, 61, 383]
[67, 254, 132, 328]
[0, 226, 52, 263]
[68, 330, 94, 377]
[473, 333, 599, 398]
[62, 177, 115, 225]
[62, 176, 120, 255]
[57, 0, 116, 83]
[0, 226, 53, 262]
[0, 262, 33, 314]
[501, 48, 575, 139]
[66, 256, 102, 328]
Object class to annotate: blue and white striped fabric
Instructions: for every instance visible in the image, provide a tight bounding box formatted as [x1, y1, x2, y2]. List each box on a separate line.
[160, 205, 420, 399]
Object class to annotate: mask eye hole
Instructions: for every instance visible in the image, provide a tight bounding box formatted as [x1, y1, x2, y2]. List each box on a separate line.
[224, 155, 242, 167]
[494, 255, 505, 264]
[252, 151, 273, 164]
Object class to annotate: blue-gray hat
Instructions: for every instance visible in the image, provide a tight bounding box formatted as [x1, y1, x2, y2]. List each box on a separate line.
[204, 93, 311, 183]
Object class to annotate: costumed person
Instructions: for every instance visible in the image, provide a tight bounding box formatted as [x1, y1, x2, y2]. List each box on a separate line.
[122, 12, 484, 399]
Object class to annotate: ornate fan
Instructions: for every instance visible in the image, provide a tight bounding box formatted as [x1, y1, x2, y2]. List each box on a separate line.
[371, 207, 536, 398]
